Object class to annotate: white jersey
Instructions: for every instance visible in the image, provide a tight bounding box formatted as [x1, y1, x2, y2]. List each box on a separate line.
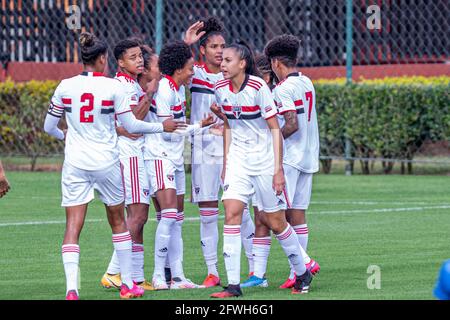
[215, 74, 278, 176]
[115, 72, 146, 158]
[189, 64, 224, 156]
[49, 71, 131, 171]
[274, 72, 319, 173]
[143, 75, 186, 166]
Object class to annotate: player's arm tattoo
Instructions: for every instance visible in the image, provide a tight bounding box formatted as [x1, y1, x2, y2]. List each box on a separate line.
[281, 110, 299, 139]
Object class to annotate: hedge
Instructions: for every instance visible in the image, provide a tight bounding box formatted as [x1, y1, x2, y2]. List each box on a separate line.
[0, 77, 448, 172]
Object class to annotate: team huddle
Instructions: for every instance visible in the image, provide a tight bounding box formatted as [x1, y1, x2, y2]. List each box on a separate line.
[43, 16, 320, 300]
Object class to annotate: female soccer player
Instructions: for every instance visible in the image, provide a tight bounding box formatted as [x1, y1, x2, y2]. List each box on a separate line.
[101, 38, 158, 291]
[44, 32, 184, 300]
[185, 18, 256, 287]
[265, 34, 321, 288]
[145, 40, 215, 290]
[210, 41, 312, 298]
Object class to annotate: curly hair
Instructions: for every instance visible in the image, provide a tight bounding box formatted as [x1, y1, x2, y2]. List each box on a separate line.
[113, 38, 142, 61]
[158, 40, 192, 76]
[198, 16, 225, 47]
[78, 32, 107, 65]
[264, 34, 300, 67]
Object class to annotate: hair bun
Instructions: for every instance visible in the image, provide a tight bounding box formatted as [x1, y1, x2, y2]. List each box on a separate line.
[198, 16, 224, 35]
[79, 33, 95, 48]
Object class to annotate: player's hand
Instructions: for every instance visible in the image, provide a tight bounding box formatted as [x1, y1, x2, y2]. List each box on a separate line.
[146, 79, 159, 97]
[210, 102, 225, 120]
[0, 176, 10, 198]
[184, 21, 206, 46]
[200, 113, 217, 128]
[272, 169, 285, 196]
[162, 119, 188, 132]
[209, 123, 224, 136]
[116, 126, 143, 140]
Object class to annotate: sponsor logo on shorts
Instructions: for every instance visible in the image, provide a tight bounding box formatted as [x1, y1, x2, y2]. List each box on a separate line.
[195, 187, 200, 194]
[167, 174, 174, 181]
[223, 184, 229, 191]
[143, 189, 150, 196]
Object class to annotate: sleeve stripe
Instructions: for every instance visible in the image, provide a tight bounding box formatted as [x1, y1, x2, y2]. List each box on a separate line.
[265, 113, 278, 120]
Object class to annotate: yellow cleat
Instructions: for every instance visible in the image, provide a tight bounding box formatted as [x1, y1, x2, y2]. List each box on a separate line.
[101, 273, 122, 289]
[136, 280, 156, 291]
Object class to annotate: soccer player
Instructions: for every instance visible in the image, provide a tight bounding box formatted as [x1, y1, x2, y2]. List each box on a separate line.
[101, 38, 156, 291]
[265, 34, 321, 288]
[210, 41, 313, 298]
[43, 32, 184, 300]
[0, 160, 10, 198]
[145, 40, 215, 290]
[185, 18, 256, 287]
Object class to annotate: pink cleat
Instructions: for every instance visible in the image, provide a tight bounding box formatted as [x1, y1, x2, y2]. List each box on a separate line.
[120, 283, 145, 299]
[65, 290, 79, 300]
[306, 259, 321, 276]
[279, 274, 296, 289]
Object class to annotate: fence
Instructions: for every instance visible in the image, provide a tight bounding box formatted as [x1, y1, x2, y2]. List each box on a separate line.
[0, 0, 449, 173]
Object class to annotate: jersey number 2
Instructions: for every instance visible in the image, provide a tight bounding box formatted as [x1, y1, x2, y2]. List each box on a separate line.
[305, 91, 313, 122]
[80, 93, 94, 123]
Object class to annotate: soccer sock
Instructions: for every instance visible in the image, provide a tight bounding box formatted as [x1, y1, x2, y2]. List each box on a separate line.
[154, 209, 177, 277]
[106, 250, 121, 275]
[200, 207, 219, 277]
[287, 244, 310, 279]
[157, 211, 171, 271]
[223, 225, 242, 285]
[293, 224, 309, 251]
[275, 224, 306, 277]
[132, 243, 145, 283]
[252, 237, 271, 279]
[112, 231, 133, 288]
[169, 211, 185, 279]
[62, 244, 80, 295]
[241, 207, 255, 274]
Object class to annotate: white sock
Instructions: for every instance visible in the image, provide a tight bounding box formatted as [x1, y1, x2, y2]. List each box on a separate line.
[132, 243, 145, 283]
[287, 244, 310, 279]
[200, 207, 219, 277]
[275, 225, 306, 276]
[169, 211, 185, 279]
[62, 244, 80, 295]
[153, 209, 176, 277]
[106, 250, 121, 275]
[293, 224, 309, 251]
[112, 232, 133, 288]
[252, 237, 271, 279]
[241, 207, 255, 274]
[223, 225, 242, 285]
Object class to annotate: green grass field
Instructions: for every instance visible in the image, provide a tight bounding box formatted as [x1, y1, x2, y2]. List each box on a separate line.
[0, 171, 449, 300]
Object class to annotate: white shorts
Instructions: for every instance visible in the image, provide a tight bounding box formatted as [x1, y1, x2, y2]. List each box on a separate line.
[284, 164, 313, 210]
[222, 166, 287, 213]
[145, 159, 185, 196]
[120, 156, 151, 206]
[191, 148, 223, 203]
[61, 161, 124, 207]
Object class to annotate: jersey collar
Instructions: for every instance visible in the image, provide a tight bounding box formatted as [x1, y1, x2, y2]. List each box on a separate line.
[229, 74, 249, 93]
[116, 72, 136, 82]
[164, 75, 179, 91]
[81, 71, 105, 77]
[287, 72, 301, 78]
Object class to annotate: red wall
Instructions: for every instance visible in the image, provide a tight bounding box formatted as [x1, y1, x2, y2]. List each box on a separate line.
[1, 62, 449, 82]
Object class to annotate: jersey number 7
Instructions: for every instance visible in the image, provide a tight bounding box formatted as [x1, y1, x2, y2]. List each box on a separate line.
[80, 93, 94, 123]
[305, 91, 313, 122]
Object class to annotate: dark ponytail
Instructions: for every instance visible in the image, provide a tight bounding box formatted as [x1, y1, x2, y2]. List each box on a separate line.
[79, 32, 107, 65]
[228, 40, 261, 77]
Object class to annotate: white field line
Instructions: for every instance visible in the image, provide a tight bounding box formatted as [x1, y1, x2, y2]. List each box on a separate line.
[1, 205, 449, 228]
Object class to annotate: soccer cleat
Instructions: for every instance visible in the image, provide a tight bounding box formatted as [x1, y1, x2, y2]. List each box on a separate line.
[170, 277, 205, 289]
[279, 274, 296, 289]
[306, 259, 321, 276]
[202, 274, 221, 288]
[241, 275, 269, 288]
[292, 270, 313, 294]
[135, 280, 155, 291]
[120, 283, 145, 299]
[101, 273, 122, 289]
[152, 274, 169, 290]
[65, 290, 79, 300]
[210, 284, 243, 298]
[164, 267, 172, 286]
